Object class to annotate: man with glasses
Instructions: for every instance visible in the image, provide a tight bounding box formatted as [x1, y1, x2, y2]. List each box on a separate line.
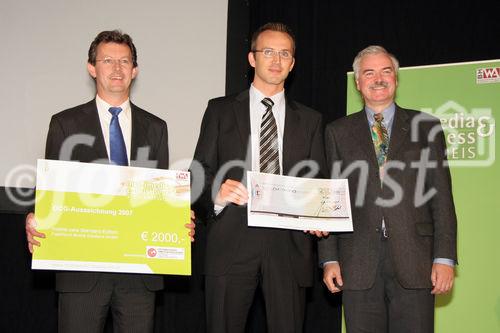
[25, 30, 195, 333]
[191, 22, 326, 333]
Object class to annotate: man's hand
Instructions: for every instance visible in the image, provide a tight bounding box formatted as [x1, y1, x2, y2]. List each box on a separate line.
[25, 212, 46, 254]
[304, 230, 329, 238]
[431, 263, 455, 294]
[185, 210, 196, 242]
[214, 179, 248, 206]
[323, 262, 343, 293]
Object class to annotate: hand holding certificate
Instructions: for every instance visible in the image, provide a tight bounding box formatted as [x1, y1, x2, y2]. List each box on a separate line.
[247, 171, 353, 232]
[31, 159, 191, 275]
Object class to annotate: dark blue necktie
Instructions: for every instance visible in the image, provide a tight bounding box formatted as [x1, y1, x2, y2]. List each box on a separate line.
[108, 107, 128, 166]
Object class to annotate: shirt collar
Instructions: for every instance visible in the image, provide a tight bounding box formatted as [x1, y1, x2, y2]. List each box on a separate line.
[96, 94, 131, 120]
[365, 103, 396, 126]
[250, 84, 285, 113]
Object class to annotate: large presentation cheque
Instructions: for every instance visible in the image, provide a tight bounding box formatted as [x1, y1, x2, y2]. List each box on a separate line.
[247, 171, 353, 231]
[32, 159, 191, 275]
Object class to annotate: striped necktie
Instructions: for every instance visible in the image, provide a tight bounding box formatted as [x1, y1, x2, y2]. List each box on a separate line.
[259, 98, 279, 174]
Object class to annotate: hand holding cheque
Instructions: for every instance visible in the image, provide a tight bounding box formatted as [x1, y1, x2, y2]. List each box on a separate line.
[27, 160, 196, 275]
[26, 211, 195, 254]
[214, 172, 352, 235]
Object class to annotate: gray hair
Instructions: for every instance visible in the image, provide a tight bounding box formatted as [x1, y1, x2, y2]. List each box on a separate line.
[353, 45, 399, 80]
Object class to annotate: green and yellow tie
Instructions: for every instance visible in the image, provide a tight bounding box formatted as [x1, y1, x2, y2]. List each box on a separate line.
[371, 113, 389, 179]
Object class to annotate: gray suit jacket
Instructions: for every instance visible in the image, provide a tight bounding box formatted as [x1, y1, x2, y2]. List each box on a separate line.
[318, 105, 457, 289]
[192, 90, 326, 287]
[44, 99, 169, 292]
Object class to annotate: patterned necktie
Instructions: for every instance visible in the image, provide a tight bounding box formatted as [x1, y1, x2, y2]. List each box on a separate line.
[259, 98, 280, 174]
[371, 113, 389, 178]
[108, 107, 128, 166]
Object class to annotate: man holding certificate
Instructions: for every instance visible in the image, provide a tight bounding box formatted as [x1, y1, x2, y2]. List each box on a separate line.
[191, 22, 326, 333]
[25, 30, 194, 333]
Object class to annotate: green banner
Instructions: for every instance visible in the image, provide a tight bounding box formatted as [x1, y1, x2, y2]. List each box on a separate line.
[346, 60, 499, 332]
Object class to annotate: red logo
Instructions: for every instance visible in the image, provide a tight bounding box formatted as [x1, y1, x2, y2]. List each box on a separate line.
[147, 248, 157, 257]
[481, 68, 499, 79]
[177, 172, 188, 180]
[477, 67, 500, 83]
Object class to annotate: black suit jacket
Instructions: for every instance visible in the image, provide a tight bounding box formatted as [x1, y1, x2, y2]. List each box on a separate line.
[44, 99, 169, 292]
[318, 105, 457, 289]
[191, 90, 326, 287]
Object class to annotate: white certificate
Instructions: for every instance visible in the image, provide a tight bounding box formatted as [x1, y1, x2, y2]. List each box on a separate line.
[247, 171, 353, 231]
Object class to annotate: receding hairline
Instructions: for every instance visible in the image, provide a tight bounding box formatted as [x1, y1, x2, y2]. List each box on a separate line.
[250, 22, 296, 54]
[253, 30, 294, 49]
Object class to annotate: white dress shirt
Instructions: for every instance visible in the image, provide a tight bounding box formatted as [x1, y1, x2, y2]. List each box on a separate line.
[95, 94, 132, 164]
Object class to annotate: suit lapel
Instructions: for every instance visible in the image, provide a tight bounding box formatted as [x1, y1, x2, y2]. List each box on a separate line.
[387, 106, 410, 160]
[351, 110, 379, 168]
[79, 99, 108, 161]
[233, 90, 251, 163]
[130, 103, 148, 162]
[282, 98, 300, 174]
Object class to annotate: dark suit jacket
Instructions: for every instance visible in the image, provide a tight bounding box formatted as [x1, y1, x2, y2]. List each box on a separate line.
[44, 99, 169, 292]
[191, 90, 326, 287]
[318, 105, 457, 290]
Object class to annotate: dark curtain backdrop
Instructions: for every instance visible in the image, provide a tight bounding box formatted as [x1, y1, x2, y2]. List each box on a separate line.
[2, 1, 499, 332]
[227, 0, 500, 124]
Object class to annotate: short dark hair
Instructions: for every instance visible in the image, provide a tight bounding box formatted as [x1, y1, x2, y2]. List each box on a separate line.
[87, 30, 138, 67]
[250, 22, 296, 54]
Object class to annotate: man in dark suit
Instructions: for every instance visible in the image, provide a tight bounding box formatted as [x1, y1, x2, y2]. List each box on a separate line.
[25, 30, 194, 333]
[191, 22, 326, 332]
[318, 45, 457, 332]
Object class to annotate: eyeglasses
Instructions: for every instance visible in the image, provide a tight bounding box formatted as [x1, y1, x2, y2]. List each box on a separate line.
[253, 48, 293, 59]
[95, 57, 133, 67]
